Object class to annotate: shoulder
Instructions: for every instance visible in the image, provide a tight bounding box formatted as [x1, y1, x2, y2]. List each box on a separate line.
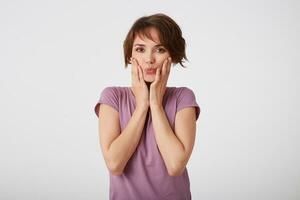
[94, 86, 123, 117]
[100, 86, 127, 96]
[101, 86, 120, 93]
[168, 86, 196, 98]
[173, 86, 200, 120]
[99, 86, 133, 102]
[176, 86, 195, 93]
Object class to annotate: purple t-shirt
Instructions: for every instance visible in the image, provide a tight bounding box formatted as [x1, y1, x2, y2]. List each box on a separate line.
[94, 86, 201, 200]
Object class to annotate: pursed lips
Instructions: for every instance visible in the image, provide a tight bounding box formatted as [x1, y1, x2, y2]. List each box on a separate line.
[146, 69, 157, 74]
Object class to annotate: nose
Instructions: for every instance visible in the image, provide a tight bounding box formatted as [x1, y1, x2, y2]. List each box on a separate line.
[145, 52, 155, 66]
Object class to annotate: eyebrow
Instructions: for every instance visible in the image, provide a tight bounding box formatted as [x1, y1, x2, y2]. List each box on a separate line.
[134, 43, 164, 47]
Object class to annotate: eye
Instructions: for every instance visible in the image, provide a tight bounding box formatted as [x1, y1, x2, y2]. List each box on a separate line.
[135, 47, 144, 52]
[157, 48, 166, 53]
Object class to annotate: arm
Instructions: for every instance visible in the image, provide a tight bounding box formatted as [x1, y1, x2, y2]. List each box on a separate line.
[151, 105, 197, 176]
[98, 105, 148, 175]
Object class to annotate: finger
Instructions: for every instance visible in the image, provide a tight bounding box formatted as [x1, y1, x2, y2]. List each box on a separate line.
[155, 65, 161, 83]
[138, 64, 144, 83]
[159, 58, 168, 84]
[162, 58, 171, 85]
[130, 57, 136, 76]
[135, 60, 141, 83]
[162, 58, 168, 76]
[166, 57, 171, 78]
[132, 58, 140, 83]
[167, 57, 172, 73]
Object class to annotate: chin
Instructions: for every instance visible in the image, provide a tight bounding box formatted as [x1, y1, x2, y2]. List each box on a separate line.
[145, 79, 154, 83]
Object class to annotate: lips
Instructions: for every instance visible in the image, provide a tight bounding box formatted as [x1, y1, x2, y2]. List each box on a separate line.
[146, 69, 156, 74]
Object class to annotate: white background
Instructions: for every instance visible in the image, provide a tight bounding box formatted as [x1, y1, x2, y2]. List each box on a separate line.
[0, 0, 299, 199]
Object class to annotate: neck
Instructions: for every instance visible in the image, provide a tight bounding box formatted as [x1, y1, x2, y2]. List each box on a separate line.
[145, 81, 151, 90]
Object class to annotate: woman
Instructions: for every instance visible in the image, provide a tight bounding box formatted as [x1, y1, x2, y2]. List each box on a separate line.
[94, 13, 201, 200]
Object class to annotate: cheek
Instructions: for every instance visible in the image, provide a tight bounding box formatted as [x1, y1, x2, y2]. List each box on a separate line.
[131, 52, 142, 62]
[158, 52, 170, 61]
[157, 56, 169, 66]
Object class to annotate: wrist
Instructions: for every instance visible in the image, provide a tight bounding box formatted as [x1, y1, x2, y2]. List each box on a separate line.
[150, 104, 163, 111]
[136, 104, 149, 113]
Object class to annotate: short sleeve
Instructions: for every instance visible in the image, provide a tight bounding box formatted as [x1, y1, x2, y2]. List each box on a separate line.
[176, 87, 201, 121]
[94, 87, 119, 118]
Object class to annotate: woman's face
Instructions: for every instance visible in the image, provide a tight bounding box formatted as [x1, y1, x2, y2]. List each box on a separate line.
[131, 27, 171, 82]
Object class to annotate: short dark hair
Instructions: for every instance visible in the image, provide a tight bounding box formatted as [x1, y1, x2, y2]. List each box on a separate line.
[123, 13, 188, 68]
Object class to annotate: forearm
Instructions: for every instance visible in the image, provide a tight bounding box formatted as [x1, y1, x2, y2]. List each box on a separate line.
[108, 107, 148, 174]
[150, 105, 185, 175]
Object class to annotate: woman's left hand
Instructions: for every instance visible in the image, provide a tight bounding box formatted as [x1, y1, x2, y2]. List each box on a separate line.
[150, 57, 172, 108]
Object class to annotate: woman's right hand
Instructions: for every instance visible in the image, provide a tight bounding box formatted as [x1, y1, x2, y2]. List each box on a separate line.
[130, 57, 149, 111]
